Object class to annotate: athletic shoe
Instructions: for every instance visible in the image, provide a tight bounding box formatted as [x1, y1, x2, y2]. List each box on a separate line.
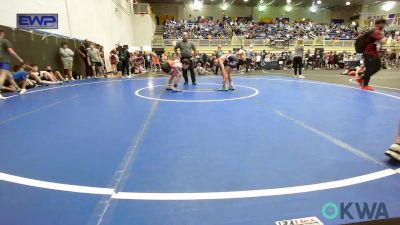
[127, 75, 132, 79]
[298, 75, 305, 79]
[389, 143, 400, 153]
[228, 84, 235, 90]
[183, 82, 189, 85]
[19, 89, 27, 95]
[385, 149, 400, 162]
[58, 81, 63, 84]
[218, 85, 228, 91]
[362, 86, 374, 91]
[172, 88, 181, 92]
[166, 87, 173, 91]
[192, 82, 197, 85]
[0, 94, 6, 100]
[70, 78, 75, 81]
[356, 77, 363, 86]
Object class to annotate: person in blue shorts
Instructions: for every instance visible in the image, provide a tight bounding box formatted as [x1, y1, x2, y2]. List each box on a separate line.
[11, 65, 33, 94]
[0, 29, 24, 99]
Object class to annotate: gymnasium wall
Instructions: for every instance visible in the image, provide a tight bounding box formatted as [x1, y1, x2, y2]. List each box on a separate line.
[151, 3, 362, 23]
[132, 14, 156, 47]
[0, 0, 136, 70]
[0, 25, 86, 75]
[360, 2, 400, 28]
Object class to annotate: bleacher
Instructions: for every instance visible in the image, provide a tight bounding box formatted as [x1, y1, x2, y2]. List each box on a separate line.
[154, 19, 400, 54]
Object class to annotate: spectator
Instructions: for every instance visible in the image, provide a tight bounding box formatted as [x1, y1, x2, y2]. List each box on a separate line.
[109, 49, 118, 76]
[30, 64, 62, 85]
[44, 65, 65, 82]
[144, 52, 151, 71]
[12, 64, 33, 94]
[195, 62, 212, 75]
[119, 45, 130, 78]
[87, 44, 104, 78]
[59, 42, 75, 81]
[77, 39, 91, 78]
[151, 52, 161, 71]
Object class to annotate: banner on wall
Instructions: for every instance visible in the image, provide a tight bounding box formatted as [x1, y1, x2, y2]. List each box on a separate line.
[276, 18, 290, 23]
[367, 14, 400, 26]
[259, 17, 273, 23]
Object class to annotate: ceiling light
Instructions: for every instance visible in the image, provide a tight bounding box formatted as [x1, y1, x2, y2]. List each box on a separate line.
[285, 5, 293, 12]
[259, 5, 266, 11]
[221, 3, 228, 11]
[310, 4, 317, 12]
[346, 1, 350, 6]
[317, 0, 321, 4]
[382, 1, 395, 12]
[192, 0, 203, 11]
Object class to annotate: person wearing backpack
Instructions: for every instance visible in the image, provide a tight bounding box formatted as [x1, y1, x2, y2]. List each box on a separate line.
[356, 19, 387, 91]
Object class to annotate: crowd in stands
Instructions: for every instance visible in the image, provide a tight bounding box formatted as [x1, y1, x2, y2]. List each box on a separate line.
[163, 18, 229, 39]
[163, 18, 364, 41]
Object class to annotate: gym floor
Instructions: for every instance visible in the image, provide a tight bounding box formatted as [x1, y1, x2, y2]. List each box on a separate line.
[0, 71, 399, 225]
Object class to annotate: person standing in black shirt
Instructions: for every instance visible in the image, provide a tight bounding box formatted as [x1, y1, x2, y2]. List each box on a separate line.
[77, 39, 90, 79]
[119, 45, 131, 78]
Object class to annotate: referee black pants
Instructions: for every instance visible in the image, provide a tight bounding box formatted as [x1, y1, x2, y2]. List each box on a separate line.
[293, 56, 303, 75]
[181, 57, 196, 84]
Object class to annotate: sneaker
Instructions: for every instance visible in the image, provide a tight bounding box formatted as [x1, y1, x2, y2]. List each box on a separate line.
[127, 75, 132, 79]
[166, 86, 173, 91]
[385, 149, 400, 162]
[218, 84, 228, 91]
[228, 84, 235, 90]
[64, 78, 69, 82]
[70, 78, 75, 81]
[58, 81, 63, 84]
[0, 94, 6, 100]
[192, 82, 197, 85]
[356, 77, 363, 86]
[183, 82, 189, 85]
[389, 143, 400, 153]
[294, 75, 298, 78]
[19, 89, 27, 95]
[362, 85, 374, 91]
[298, 75, 305, 79]
[172, 88, 182, 92]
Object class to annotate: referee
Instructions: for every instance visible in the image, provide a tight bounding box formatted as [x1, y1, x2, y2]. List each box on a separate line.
[174, 32, 197, 85]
